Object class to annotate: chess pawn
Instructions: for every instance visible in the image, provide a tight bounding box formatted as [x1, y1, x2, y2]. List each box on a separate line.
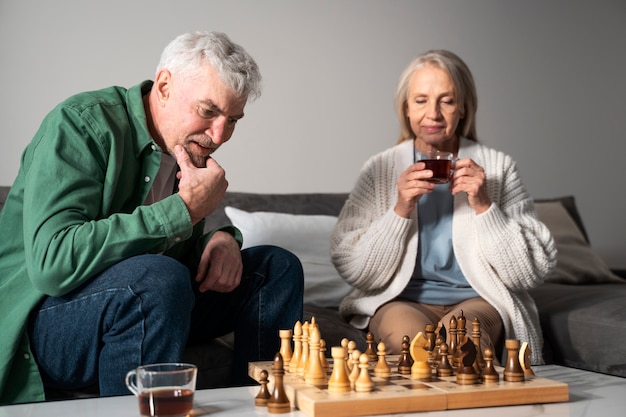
[328, 346, 351, 393]
[397, 336, 413, 375]
[482, 348, 500, 383]
[279, 329, 293, 367]
[374, 342, 391, 377]
[436, 343, 453, 377]
[355, 353, 374, 392]
[424, 324, 436, 367]
[267, 353, 290, 414]
[503, 339, 525, 382]
[305, 325, 327, 385]
[365, 332, 378, 361]
[255, 369, 271, 406]
[349, 349, 362, 388]
[289, 321, 302, 374]
[319, 339, 330, 372]
[347, 340, 357, 371]
[341, 338, 350, 375]
[432, 333, 444, 368]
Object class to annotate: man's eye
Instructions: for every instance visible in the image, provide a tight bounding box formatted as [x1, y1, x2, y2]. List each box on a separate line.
[198, 107, 216, 118]
[228, 118, 239, 125]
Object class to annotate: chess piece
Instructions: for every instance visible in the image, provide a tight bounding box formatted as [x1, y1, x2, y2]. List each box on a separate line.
[267, 353, 290, 414]
[397, 335, 413, 375]
[470, 318, 484, 376]
[432, 322, 445, 368]
[436, 342, 453, 377]
[482, 348, 500, 383]
[347, 340, 357, 371]
[355, 353, 374, 392]
[349, 349, 362, 388]
[305, 325, 327, 385]
[425, 324, 436, 352]
[297, 321, 310, 377]
[328, 346, 351, 393]
[319, 339, 330, 372]
[410, 332, 432, 380]
[374, 342, 391, 377]
[503, 339, 525, 382]
[424, 324, 436, 367]
[519, 342, 535, 376]
[365, 332, 377, 361]
[340, 338, 351, 376]
[255, 369, 271, 406]
[448, 316, 458, 367]
[455, 311, 467, 368]
[455, 337, 479, 385]
[279, 329, 293, 367]
[289, 321, 302, 374]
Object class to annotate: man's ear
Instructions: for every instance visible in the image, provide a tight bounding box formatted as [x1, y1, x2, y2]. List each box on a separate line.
[154, 69, 172, 105]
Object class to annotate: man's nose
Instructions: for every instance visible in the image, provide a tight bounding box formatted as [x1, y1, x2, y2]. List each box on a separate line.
[206, 118, 226, 144]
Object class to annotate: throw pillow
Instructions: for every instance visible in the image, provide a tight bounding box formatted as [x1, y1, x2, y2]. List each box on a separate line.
[224, 206, 353, 307]
[535, 201, 623, 284]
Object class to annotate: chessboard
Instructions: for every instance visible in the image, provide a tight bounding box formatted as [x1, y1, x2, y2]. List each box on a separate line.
[248, 355, 569, 417]
[248, 316, 568, 417]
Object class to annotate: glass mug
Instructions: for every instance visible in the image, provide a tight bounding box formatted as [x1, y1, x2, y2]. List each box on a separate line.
[125, 363, 197, 417]
[416, 150, 454, 184]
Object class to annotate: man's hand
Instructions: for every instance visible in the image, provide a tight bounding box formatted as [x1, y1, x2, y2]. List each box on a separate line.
[174, 145, 228, 224]
[196, 231, 242, 293]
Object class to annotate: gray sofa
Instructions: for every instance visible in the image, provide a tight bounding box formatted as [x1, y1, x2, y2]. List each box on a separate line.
[202, 191, 626, 379]
[1, 187, 625, 399]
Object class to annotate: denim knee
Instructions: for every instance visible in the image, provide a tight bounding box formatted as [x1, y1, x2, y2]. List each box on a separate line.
[125, 254, 195, 316]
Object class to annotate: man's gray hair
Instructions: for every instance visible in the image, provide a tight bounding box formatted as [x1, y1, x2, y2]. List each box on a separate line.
[157, 31, 262, 101]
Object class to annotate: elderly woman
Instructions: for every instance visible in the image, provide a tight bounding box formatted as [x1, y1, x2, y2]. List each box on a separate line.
[330, 50, 555, 364]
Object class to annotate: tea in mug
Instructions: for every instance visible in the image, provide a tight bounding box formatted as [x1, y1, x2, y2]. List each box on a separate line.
[422, 159, 451, 184]
[138, 387, 194, 416]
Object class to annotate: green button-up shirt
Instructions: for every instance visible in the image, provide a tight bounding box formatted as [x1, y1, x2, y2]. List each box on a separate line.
[0, 81, 241, 404]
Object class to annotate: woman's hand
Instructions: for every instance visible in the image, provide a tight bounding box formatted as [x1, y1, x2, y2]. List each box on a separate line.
[450, 158, 491, 214]
[394, 162, 436, 218]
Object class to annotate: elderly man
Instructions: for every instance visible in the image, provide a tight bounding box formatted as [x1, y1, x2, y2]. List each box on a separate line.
[0, 31, 303, 404]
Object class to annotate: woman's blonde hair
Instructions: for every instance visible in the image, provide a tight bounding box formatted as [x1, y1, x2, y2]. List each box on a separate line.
[394, 50, 477, 144]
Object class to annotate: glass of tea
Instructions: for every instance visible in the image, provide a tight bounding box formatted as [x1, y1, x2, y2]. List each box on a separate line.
[126, 363, 197, 417]
[417, 150, 454, 184]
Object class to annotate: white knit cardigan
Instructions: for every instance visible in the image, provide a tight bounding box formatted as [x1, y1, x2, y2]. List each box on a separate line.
[330, 138, 556, 364]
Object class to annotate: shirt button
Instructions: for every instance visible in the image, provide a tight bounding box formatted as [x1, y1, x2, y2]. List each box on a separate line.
[174, 236, 182, 242]
[23, 353, 30, 360]
[144, 176, 151, 183]
[151, 144, 157, 151]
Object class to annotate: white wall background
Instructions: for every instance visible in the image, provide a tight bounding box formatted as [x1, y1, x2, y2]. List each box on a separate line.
[1, 0, 625, 268]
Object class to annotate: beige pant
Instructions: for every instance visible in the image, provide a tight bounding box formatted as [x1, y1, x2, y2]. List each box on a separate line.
[368, 297, 503, 360]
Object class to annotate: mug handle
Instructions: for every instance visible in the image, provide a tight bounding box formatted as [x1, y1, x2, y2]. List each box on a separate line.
[125, 369, 139, 396]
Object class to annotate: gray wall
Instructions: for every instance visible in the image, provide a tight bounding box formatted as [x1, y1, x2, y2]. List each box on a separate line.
[1, 0, 625, 268]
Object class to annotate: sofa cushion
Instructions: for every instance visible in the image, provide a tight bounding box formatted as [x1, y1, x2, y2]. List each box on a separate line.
[204, 192, 349, 232]
[225, 206, 352, 308]
[535, 199, 623, 285]
[529, 282, 626, 377]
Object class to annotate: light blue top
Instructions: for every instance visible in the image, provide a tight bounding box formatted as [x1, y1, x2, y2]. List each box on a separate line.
[400, 183, 479, 304]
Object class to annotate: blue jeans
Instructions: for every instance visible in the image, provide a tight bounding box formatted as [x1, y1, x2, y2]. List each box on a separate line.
[28, 245, 303, 396]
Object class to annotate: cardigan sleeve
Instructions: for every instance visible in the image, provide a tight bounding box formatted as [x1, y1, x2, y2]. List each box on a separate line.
[330, 152, 413, 291]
